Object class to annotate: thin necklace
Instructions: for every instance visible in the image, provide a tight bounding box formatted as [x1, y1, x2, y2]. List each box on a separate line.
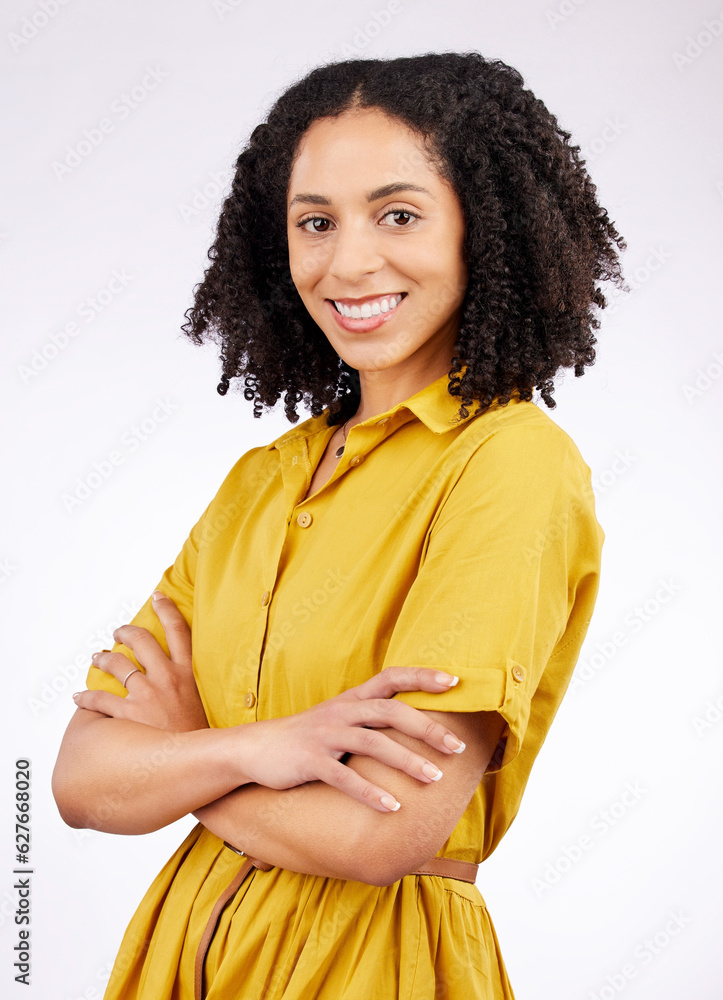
[334, 420, 350, 459]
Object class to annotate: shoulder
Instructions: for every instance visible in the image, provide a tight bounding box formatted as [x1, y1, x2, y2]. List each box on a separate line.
[202, 411, 330, 513]
[457, 398, 593, 486]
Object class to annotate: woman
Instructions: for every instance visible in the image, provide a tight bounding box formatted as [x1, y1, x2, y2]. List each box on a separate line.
[53, 51, 625, 999]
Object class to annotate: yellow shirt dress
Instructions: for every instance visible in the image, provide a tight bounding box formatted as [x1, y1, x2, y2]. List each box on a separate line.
[85, 369, 604, 1000]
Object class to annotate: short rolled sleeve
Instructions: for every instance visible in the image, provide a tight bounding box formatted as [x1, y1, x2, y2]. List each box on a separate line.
[385, 422, 604, 773]
[84, 501, 211, 698]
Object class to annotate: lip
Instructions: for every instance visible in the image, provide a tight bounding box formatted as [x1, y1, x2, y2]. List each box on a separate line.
[326, 293, 407, 333]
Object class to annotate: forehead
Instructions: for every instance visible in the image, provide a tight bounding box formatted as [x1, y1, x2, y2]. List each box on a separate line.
[288, 108, 441, 198]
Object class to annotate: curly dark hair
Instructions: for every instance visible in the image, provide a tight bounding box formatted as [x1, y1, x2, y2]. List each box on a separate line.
[181, 51, 627, 425]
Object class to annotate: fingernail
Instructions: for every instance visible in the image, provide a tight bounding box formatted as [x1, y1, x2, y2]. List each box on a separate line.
[380, 795, 401, 811]
[435, 673, 459, 686]
[91, 652, 99, 663]
[443, 734, 466, 753]
[152, 590, 165, 602]
[422, 763, 443, 781]
[72, 692, 81, 701]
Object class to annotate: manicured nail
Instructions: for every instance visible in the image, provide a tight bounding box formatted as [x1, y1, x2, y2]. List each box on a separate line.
[380, 795, 401, 811]
[152, 590, 165, 602]
[443, 734, 466, 753]
[422, 763, 443, 781]
[435, 673, 459, 686]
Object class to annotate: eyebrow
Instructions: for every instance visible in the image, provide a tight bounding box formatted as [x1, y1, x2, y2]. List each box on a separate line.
[288, 182, 434, 210]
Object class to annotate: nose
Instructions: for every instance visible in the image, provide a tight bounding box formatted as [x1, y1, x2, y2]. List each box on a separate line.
[327, 220, 385, 283]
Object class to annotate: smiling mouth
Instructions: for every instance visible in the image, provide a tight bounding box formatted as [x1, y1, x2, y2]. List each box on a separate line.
[330, 293, 407, 319]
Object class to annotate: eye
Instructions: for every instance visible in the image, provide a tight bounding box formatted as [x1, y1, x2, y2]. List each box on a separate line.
[381, 209, 420, 227]
[296, 215, 332, 234]
[295, 207, 421, 234]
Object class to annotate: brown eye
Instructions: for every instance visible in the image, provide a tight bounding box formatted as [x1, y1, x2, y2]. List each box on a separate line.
[382, 210, 420, 227]
[299, 216, 331, 233]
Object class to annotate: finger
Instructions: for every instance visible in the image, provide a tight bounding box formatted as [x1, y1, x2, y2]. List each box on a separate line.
[111, 624, 173, 675]
[150, 590, 192, 669]
[351, 666, 459, 702]
[91, 650, 146, 687]
[313, 756, 402, 813]
[345, 698, 466, 755]
[340, 727, 444, 784]
[72, 688, 129, 718]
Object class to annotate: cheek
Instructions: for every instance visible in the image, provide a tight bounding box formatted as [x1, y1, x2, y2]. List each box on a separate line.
[435, 237, 468, 300]
[404, 252, 453, 297]
[289, 243, 326, 288]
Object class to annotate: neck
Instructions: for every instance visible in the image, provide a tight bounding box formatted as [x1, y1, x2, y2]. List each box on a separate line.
[347, 360, 452, 428]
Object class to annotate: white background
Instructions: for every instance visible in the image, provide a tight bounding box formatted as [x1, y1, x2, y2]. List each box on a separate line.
[1, 1, 722, 998]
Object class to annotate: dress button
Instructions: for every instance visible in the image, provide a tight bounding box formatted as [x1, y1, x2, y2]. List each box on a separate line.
[244, 691, 256, 708]
[297, 511, 312, 527]
[260, 590, 270, 606]
[511, 664, 525, 683]
[349, 455, 364, 466]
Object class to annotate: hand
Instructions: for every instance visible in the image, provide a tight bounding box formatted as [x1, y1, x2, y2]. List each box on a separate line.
[233, 667, 467, 812]
[73, 591, 209, 732]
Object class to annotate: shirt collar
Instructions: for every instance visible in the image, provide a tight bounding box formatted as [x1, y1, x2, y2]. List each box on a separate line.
[267, 366, 522, 449]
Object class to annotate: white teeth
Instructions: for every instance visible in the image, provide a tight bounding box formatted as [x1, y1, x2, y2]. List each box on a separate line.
[334, 294, 403, 319]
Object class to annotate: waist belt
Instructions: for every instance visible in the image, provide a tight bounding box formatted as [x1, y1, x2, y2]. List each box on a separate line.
[194, 842, 479, 1000]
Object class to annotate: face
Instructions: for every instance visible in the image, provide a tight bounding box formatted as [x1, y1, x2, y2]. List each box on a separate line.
[286, 107, 469, 384]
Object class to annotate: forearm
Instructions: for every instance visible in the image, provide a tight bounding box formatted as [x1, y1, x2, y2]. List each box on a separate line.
[52, 711, 254, 835]
[194, 709, 504, 886]
[194, 779, 382, 882]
